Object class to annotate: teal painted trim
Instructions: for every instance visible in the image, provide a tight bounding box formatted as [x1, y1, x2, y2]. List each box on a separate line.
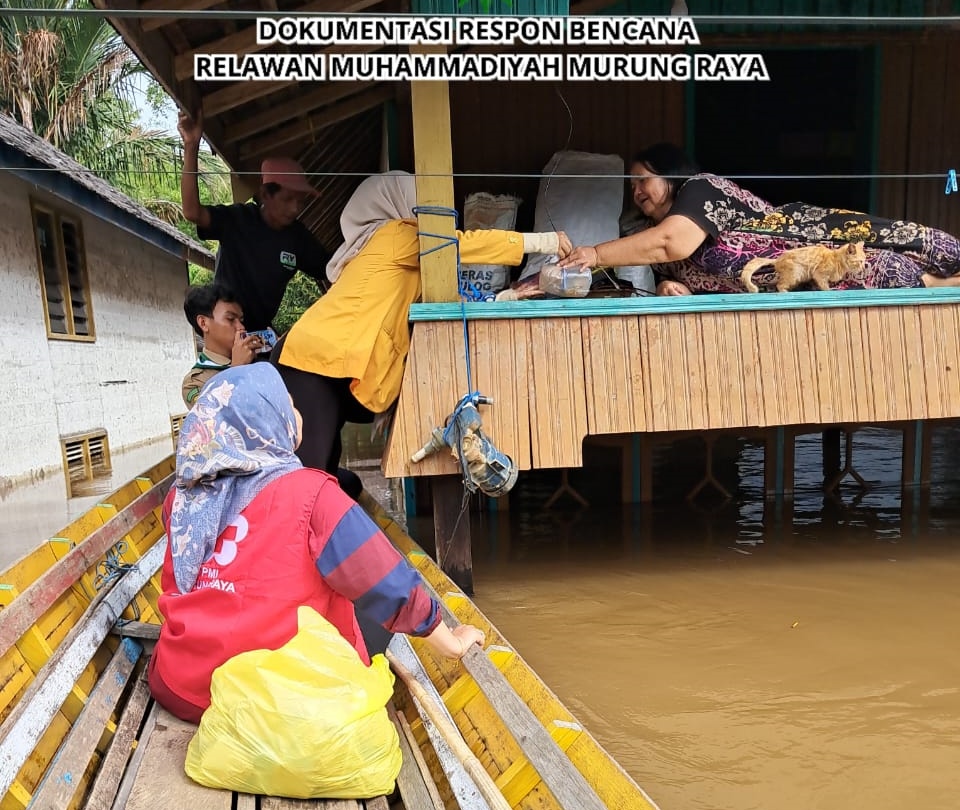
[403, 477, 417, 520]
[410, 287, 960, 321]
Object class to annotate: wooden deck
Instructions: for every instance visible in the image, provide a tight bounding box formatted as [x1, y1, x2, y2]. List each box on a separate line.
[383, 289, 960, 478]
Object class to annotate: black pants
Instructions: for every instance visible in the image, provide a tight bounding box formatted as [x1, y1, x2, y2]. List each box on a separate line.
[271, 335, 373, 499]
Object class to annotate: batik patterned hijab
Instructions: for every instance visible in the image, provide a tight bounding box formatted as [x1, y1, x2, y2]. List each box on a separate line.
[168, 364, 302, 593]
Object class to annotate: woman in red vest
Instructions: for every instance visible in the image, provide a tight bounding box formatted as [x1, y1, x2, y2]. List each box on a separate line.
[149, 363, 483, 723]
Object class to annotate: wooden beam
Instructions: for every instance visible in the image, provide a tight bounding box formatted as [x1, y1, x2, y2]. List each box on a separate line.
[230, 170, 258, 205]
[123, 708, 233, 810]
[82, 673, 153, 810]
[29, 640, 142, 809]
[238, 84, 395, 159]
[223, 81, 376, 144]
[389, 705, 446, 810]
[410, 46, 457, 304]
[201, 42, 382, 117]
[203, 79, 294, 117]
[0, 541, 165, 799]
[140, 0, 224, 32]
[173, 0, 383, 81]
[387, 635, 491, 810]
[0, 474, 171, 660]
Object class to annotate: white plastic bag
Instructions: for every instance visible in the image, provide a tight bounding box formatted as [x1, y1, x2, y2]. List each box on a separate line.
[521, 151, 624, 284]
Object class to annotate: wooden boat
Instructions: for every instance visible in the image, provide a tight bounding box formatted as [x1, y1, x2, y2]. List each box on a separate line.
[0, 457, 660, 810]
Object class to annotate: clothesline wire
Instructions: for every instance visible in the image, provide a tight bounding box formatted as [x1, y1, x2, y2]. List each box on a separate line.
[5, 8, 960, 24]
[7, 166, 957, 182]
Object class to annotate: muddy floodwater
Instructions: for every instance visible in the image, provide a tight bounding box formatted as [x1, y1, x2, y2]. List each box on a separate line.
[396, 426, 960, 810]
[5, 423, 960, 809]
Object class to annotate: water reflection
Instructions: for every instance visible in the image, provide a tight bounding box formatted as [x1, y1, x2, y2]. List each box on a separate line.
[344, 422, 960, 810]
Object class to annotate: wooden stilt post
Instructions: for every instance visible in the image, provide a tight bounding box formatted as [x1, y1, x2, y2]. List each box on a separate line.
[431, 475, 473, 595]
[919, 419, 933, 488]
[783, 428, 796, 496]
[410, 48, 469, 584]
[410, 46, 458, 305]
[822, 427, 842, 487]
[639, 434, 654, 503]
[764, 427, 779, 501]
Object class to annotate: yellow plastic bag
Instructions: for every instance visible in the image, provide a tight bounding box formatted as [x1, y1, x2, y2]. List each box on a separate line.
[185, 606, 401, 799]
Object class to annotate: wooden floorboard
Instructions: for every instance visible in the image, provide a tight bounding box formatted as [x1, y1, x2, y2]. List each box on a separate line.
[124, 707, 231, 810]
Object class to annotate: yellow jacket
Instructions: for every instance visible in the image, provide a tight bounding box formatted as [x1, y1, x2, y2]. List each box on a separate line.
[279, 219, 525, 413]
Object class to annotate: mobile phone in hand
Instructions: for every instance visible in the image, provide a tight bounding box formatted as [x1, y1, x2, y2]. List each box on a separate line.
[241, 328, 278, 354]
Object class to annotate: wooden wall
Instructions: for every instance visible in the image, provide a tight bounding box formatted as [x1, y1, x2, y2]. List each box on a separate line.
[397, 77, 686, 230]
[392, 39, 960, 238]
[875, 39, 960, 235]
[383, 303, 960, 477]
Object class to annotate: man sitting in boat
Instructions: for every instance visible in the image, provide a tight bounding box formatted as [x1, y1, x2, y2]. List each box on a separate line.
[149, 363, 485, 724]
[181, 283, 262, 408]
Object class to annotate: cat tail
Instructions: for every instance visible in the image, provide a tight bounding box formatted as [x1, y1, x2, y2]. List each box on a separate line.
[740, 257, 770, 293]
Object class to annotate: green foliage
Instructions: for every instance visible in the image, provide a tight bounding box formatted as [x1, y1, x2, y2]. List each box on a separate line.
[274, 273, 324, 335]
[188, 264, 214, 286]
[0, 0, 232, 228]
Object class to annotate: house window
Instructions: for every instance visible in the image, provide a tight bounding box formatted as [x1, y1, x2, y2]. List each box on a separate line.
[61, 430, 112, 498]
[32, 202, 95, 340]
[170, 413, 187, 451]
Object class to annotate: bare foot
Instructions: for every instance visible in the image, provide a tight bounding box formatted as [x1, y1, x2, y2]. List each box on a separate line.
[921, 272, 960, 288]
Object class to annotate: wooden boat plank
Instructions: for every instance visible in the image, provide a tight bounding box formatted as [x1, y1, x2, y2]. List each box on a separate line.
[0, 475, 171, 660]
[4, 468, 659, 810]
[262, 800, 362, 809]
[235, 794, 256, 810]
[388, 634, 490, 810]
[390, 705, 445, 810]
[123, 707, 231, 810]
[29, 638, 141, 808]
[109, 702, 158, 810]
[0, 540, 165, 799]
[360, 494, 657, 809]
[82, 671, 153, 810]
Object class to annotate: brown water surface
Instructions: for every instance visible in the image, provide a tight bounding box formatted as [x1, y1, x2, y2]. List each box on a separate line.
[404, 427, 960, 810]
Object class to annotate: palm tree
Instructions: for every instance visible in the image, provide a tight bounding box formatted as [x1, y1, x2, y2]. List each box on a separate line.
[0, 0, 227, 224]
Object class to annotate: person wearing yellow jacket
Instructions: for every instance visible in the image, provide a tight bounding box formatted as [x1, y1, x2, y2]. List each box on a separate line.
[273, 171, 571, 485]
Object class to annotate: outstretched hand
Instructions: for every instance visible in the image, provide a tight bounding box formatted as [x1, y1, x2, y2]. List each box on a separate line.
[558, 245, 600, 271]
[656, 280, 692, 296]
[177, 109, 204, 147]
[555, 231, 572, 258]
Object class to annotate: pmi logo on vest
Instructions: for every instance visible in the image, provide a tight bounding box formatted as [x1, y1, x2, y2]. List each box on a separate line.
[196, 515, 248, 593]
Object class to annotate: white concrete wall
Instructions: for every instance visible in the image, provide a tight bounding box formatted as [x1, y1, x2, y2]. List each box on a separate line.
[0, 175, 196, 486]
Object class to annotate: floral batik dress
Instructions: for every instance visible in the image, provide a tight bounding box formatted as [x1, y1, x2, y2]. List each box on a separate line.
[653, 174, 960, 292]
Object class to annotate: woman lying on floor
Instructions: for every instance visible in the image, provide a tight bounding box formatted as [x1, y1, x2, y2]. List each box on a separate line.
[559, 143, 960, 294]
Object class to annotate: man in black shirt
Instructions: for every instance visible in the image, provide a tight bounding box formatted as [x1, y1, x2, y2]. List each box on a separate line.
[178, 110, 330, 332]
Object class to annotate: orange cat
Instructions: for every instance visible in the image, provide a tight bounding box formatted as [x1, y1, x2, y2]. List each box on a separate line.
[740, 241, 866, 293]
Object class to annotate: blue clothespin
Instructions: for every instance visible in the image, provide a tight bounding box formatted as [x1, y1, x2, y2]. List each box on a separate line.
[947, 169, 958, 195]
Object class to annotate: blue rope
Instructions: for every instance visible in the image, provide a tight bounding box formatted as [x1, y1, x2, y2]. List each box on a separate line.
[414, 204, 480, 400]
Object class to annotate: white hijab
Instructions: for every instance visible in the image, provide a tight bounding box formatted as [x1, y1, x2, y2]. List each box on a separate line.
[326, 170, 418, 283]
